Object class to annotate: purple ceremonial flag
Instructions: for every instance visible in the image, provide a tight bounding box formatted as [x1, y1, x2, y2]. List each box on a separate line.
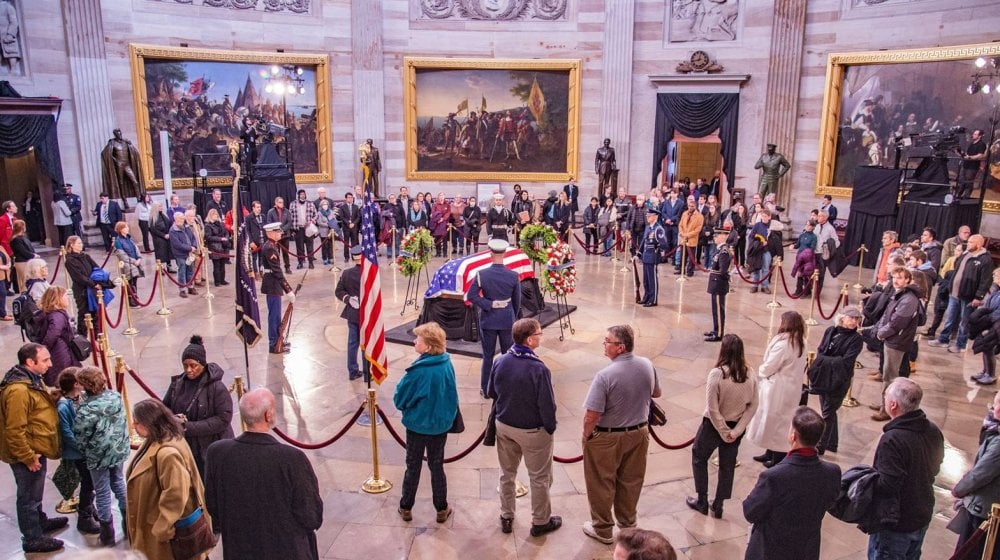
[234, 196, 262, 348]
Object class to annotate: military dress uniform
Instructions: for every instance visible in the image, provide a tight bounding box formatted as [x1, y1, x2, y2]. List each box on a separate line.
[705, 231, 732, 342]
[261, 226, 292, 353]
[638, 211, 669, 307]
[335, 245, 368, 380]
[466, 239, 521, 395]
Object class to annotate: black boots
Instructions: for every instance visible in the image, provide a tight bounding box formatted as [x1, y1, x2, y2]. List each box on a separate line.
[77, 503, 101, 535]
[686, 494, 708, 515]
[99, 518, 115, 547]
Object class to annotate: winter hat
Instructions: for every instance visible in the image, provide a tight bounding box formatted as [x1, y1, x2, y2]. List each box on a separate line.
[181, 335, 207, 367]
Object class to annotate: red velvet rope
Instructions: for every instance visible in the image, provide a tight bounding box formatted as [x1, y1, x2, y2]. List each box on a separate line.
[685, 246, 712, 273]
[777, 266, 806, 300]
[162, 259, 203, 288]
[126, 368, 162, 401]
[374, 408, 487, 464]
[571, 229, 617, 256]
[272, 404, 368, 450]
[104, 288, 126, 329]
[649, 427, 696, 450]
[817, 292, 847, 321]
[276, 239, 328, 259]
[948, 527, 987, 560]
[49, 253, 61, 283]
[88, 319, 99, 367]
[99, 250, 113, 269]
[95, 309, 112, 389]
[132, 272, 159, 308]
[733, 260, 774, 285]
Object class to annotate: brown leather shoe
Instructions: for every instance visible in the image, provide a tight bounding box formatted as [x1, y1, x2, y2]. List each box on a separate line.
[436, 507, 453, 523]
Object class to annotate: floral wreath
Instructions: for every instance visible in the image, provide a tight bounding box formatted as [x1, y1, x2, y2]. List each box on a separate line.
[544, 240, 576, 295]
[518, 223, 558, 264]
[396, 228, 433, 277]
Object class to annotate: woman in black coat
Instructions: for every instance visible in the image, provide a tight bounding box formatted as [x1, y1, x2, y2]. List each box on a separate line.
[162, 335, 235, 480]
[461, 198, 482, 254]
[39, 285, 81, 386]
[203, 209, 231, 287]
[552, 192, 572, 242]
[10, 219, 35, 293]
[64, 236, 102, 336]
[149, 202, 175, 273]
[808, 310, 864, 454]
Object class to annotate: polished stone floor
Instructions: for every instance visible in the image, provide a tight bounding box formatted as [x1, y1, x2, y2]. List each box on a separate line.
[0, 244, 988, 559]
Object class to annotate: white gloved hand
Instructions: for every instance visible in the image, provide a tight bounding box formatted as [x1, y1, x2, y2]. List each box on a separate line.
[113, 277, 122, 287]
[348, 296, 360, 309]
[284, 292, 296, 303]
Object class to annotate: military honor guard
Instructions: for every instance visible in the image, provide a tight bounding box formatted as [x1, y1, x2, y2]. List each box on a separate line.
[704, 228, 732, 342]
[261, 223, 294, 354]
[638, 209, 668, 307]
[466, 238, 521, 396]
[335, 245, 369, 381]
[486, 193, 513, 241]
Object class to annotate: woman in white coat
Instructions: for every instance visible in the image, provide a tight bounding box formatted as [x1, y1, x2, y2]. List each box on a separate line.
[746, 310, 807, 467]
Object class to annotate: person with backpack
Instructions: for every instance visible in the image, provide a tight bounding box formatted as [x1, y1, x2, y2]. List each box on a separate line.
[64, 236, 103, 336]
[23, 258, 50, 304]
[870, 268, 922, 422]
[38, 286, 80, 387]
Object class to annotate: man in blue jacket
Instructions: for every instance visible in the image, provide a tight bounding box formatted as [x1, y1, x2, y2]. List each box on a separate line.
[466, 238, 520, 396]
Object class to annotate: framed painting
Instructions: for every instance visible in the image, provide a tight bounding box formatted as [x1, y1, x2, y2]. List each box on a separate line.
[815, 42, 1000, 212]
[128, 44, 332, 188]
[403, 57, 581, 182]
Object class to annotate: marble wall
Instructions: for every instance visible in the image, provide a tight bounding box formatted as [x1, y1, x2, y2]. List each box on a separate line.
[8, 0, 1000, 233]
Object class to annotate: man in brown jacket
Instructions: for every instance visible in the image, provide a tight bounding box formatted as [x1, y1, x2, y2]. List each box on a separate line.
[0, 343, 66, 553]
[677, 195, 704, 277]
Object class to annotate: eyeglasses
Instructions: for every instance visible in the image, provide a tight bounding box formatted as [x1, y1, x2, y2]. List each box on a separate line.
[602, 338, 623, 346]
[530, 332, 543, 337]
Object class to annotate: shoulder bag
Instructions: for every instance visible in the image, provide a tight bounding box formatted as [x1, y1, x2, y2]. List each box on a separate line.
[648, 400, 667, 427]
[152, 447, 217, 560]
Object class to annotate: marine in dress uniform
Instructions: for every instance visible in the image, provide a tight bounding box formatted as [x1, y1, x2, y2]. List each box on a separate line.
[334, 245, 369, 381]
[466, 238, 521, 396]
[704, 229, 732, 342]
[260, 223, 293, 354]
[638, 209, 669, 307]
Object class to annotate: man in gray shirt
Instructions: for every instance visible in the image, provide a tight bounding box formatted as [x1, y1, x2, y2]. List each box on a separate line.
[581, 325, 661, 544]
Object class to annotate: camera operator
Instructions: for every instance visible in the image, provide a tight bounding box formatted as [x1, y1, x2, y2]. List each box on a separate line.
[959, 129, 987, 198]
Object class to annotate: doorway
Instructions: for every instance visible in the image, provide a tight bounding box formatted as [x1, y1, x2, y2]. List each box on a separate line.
[0, 149, 55, 245]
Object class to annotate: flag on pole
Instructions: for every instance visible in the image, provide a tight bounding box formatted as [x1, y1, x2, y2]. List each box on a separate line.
[527, 76, 546, 123]
[457, 98, 469, 114]
[234, 192, 262, 347]
[360, 186, 388, 383]
[480, 94, 487, 113]
[188, 77, 205, 97]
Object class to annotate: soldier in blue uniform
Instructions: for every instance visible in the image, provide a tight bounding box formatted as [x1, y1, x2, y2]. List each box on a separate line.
[466, 238, 521, 396]
[638, 209, 669, 307]
[260, 223, 294, 354]
[704, 228, 733, 342]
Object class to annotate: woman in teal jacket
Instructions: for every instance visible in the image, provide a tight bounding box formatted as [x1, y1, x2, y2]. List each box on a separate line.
[393, 321, 459, 524]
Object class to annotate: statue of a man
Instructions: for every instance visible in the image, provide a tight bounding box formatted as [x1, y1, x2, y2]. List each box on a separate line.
[100, 129, 145, 208]
[754, 143, 791, 197]
[595, 138, 617, 192]
[359, 138, 381, 196]
[0, 0, 22, 76]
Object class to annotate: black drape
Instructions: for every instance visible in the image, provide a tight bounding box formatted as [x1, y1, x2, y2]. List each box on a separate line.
[651, 93, 740, 189]
[896, 199, 981, 246]
[844, 167, 900, 269]
[0, 82, 64, 185]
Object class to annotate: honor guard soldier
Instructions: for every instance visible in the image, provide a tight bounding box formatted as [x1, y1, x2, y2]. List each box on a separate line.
[638, 208, 669, 307]
[261, 222, 294, 354]
[466, 238, 521, 396]
[335, 244, 369, 381]
[704, 228, 733, 342]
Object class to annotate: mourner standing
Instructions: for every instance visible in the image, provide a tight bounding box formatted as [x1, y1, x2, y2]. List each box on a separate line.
[466, 239, 520, 397]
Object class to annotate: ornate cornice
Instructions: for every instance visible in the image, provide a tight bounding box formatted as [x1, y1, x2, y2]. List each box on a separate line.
[152, 0, 311, 15]
[417, 0, 567, 21]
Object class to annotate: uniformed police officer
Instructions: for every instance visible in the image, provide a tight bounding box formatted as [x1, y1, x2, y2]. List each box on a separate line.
[335, 244, 369, 381]
[260, 222, 294, 354]
[704, 228, 733, 342]
[638, 208, 669, 307]
[466, 238, 521, 396]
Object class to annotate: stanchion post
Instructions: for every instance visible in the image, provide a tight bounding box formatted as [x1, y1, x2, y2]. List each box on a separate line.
[447, 225, 454, 260]
[361, 388, 392, 494]
[853, 245, 867, 290]
[95, 284, 107, 333]
[983, 503, 1000, 560]
[119, 262, 139, 336]
[767, 257, 783, 309]
[620, 231, 630, 273]
[805, 270, 820, 326]
[229, 375, 248, 432]
[201, 249, 214, 300]
[677, 244, 688, 284]
[840, 283, 850, 310]
[115, 356, 144, 446]
[155, 261, 172, 316]
[611, 224, 620, 262]
[84, 314, 98, 366]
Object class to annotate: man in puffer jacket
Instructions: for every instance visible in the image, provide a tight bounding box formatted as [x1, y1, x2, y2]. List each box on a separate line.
[871, 268, 921, 421]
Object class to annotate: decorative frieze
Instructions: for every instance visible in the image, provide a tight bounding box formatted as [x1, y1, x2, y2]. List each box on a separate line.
[665, 0, 740, 44]
[416, 0, 567, 21]
[152, 0, 311, 14]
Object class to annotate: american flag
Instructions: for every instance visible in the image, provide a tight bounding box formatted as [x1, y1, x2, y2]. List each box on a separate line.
[360, 186, 388, 383]
[424, 248, 534, 300]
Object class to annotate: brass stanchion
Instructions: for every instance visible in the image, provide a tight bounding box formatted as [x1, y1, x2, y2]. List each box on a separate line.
[448, 224, 454, 260]
[611, 224, 621, 262]
[155, 261, 172, 316]
[767, 257, 783, 309]
[982, 503, 1000, 560]
[84, 314, 98, 366]
[119, 262, 139, 336]
[841, 355, 862, 408]
[853, 245, 868, 290]
[620, 232, 631, 272]
[805, 270, 820, 326]
[677, 244, 688, 283]
[229, 375, 248, 432]
[840, 283, 850, 310]
[94, 285, 118, 359]
[200, 248, 214, 299]
[115, 356, 144, 447]
[361, 388, 392, 494]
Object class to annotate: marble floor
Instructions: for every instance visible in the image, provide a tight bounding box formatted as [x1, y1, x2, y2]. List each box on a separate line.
[0, 244, 988, 559]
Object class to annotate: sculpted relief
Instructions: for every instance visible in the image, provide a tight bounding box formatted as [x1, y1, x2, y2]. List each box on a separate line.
[155, 0, 311, 14]
[0, 0, 24, 76]
[418, 0, 568, 21]
[666, 0, 739, 43]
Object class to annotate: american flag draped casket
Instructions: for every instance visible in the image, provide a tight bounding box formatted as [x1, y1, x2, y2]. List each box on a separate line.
[424, 248, 535, 300]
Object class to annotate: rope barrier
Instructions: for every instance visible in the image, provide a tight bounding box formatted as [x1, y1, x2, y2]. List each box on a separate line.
[126, 368, 162, 401]
[648, 427, 696, 450]
[816, 291, 847, 321]
[374, 408, 487, 464]
[162, 259, 203, 288]
[49, 253, 61, 283]
[571, 229, 616, 256]
[686, 247, 713, 273]
[104, 287, 126, 329]
[733, 261, 774, 285]
[99, 250, 113, 269]
[276, 238, 329, 260]
[777, 266, 807, 300]
[272, 403, 368, 450]
[132, 272, 159, 308]
[554, 454, 583, 464]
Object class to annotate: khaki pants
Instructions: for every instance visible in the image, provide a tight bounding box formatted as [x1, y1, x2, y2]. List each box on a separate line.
[882, 346, 905, 400]
[496, 421, 553, 526]
[583, 428, 649, 539]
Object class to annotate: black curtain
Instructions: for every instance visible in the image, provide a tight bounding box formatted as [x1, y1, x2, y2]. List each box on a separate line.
[844, 166, 900, 269]
[651, 93, 740, 189]
[0, 82, 64, 185]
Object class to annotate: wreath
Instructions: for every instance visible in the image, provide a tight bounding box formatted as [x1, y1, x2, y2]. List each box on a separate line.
[518, 224, 558, 264]
[544, 240, 577, 295]
[396, 228, 433, 277]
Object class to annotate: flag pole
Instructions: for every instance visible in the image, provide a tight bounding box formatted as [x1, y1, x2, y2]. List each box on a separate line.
[230, 143, 252, 388]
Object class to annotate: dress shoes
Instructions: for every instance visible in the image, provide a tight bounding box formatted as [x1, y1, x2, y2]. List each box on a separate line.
[22, 537, 63, 553]
[436, 507, 453, 523]
[398, 508, 412, 522]
[704, 335, 722, 342]
[703, 331, 716, 337]
[642, 302, 657, 307]
[500, 516, 513, 534]
[686, 495, 709, 516]
[530, 516, 562, 537]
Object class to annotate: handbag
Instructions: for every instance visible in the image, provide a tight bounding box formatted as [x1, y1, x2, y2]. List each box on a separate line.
[170, 507, 216, 560]
[648, 400, 667, 427]
[69, 334, 92, 362]
[449, 408, 465, 434]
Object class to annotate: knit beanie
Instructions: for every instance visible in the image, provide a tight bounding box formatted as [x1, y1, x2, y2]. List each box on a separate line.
[181, 335, 207, 367]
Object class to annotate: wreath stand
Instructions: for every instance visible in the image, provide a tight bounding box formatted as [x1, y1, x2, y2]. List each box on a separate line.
[400, 265, 431, 316]
[546, 261, 576, 341]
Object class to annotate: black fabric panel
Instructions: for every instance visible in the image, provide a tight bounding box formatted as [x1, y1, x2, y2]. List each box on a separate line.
[0, 114, 64, 185]
[520, 277, 546, 316]
[843, 212, 898, 269]
[249, 178, 296, 208]
[419, 297, 474, 340]
[652, 93, 740, 190]
[850, 167, 900, 216]
[896, 199, 981, 245]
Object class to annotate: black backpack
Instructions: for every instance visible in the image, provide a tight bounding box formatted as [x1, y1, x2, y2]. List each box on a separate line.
[11, 294, 45, 342]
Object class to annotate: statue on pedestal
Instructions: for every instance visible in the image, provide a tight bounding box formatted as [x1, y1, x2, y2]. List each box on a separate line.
[0, 0, 22, 76]
[100, 129, 146, 208]
[595, 138, 617, 192]
[754, 143, 791, 198]
[359, 138, 381, 196]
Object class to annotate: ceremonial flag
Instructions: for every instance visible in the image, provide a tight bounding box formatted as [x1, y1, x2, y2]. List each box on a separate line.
[527, 76, 546, 123]
[360, 186, 388, 383]
[457, 98, 469, 114]
[234, 192, 262, 347]
[480, 94, 487, 113]
[425, 249, 533, 299]
[188, 77, 205, 97]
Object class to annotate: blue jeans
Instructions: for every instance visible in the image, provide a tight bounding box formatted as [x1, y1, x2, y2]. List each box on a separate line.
[90, 464, 126, 522]
[10, 458, 47, 540]
[868, 526, 928, 560]
[267, 294, 281, 348]
[753, 252, 772, 289]
[347, 321, 370, 379]
[174, 257, 192, 287]
[938, 296, 972, 348]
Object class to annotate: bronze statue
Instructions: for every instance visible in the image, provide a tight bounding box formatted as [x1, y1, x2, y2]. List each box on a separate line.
[754, 143, 791, 197]
[359, 138, 381, 196]
[595, 138, 617, 192]
[100, 129, 145, 207]
[0, 0, 21, 76]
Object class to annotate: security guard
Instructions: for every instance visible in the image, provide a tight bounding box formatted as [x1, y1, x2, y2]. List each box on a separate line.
[704, 228, 732, 342]
[260, 222, 294, 354]
[638, 208, 669, 307]
[466, 238, 521, 396]
[335, 244, 369, 381]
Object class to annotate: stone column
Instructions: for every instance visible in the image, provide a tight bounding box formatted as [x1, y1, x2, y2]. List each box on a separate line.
[62, 0, 116, 209]
[759, 0, 807, 210]
[600, 1, 635, 194]
[351, 0, 386, 194]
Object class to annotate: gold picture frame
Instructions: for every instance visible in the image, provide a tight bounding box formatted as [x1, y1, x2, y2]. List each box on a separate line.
[403, 56, 581, 182]
[815, 41, 1000, 211]
[128, 43, 332, 189]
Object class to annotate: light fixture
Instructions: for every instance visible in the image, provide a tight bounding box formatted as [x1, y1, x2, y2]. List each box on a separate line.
[271, 65, 280, 75]
[296, 67, 304, 75]
[976, 57, 987, 68]
[264, 84, 273, 93]
[984, 84, 993, 94]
